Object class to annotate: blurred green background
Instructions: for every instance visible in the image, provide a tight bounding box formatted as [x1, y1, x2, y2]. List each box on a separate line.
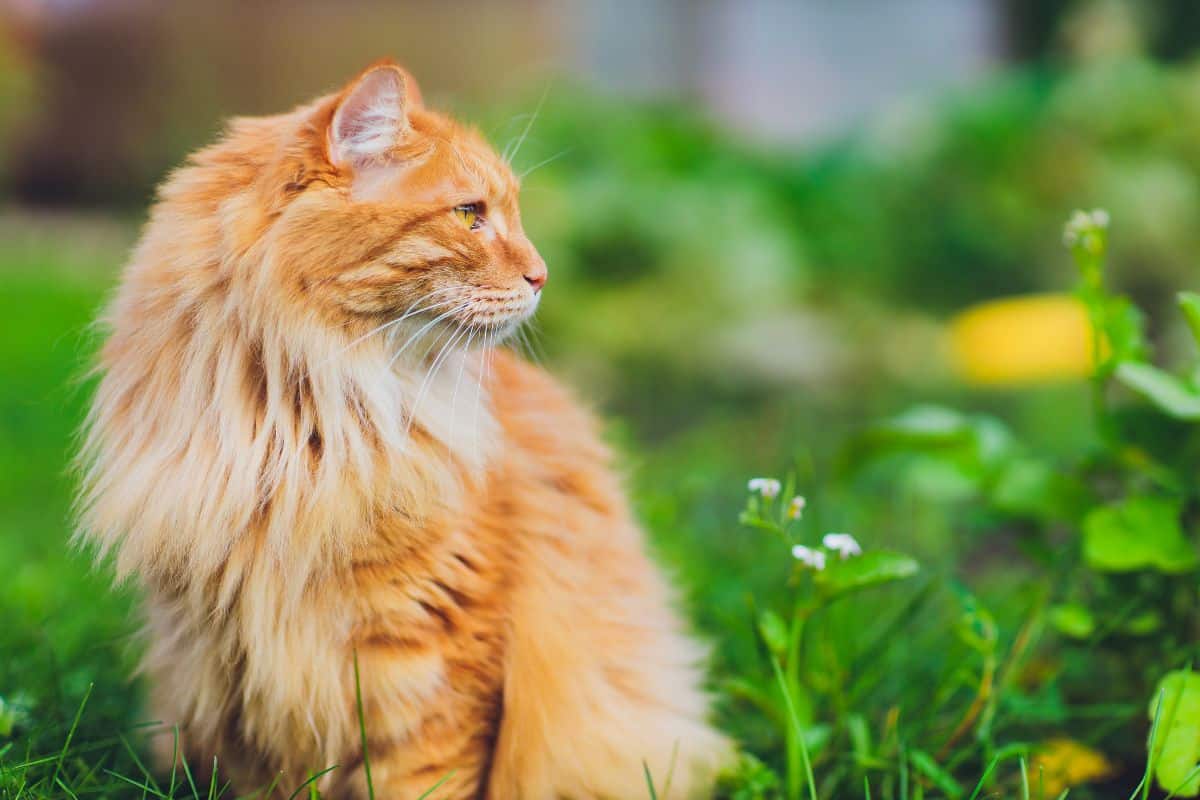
[2, 1, 1200, 798]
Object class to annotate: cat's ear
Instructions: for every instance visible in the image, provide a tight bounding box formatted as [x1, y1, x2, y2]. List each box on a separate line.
[328, 64, 420, 169]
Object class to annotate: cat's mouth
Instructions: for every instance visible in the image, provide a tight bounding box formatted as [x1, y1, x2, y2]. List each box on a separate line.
[415, 286, 538, 342]
[455, 286, 538, 332]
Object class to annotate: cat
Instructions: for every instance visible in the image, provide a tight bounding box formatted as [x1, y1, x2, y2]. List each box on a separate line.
[75, 60, 730, 798]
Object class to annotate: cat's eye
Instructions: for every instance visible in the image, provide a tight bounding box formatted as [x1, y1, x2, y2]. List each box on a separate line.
[454, 203, 484, 230]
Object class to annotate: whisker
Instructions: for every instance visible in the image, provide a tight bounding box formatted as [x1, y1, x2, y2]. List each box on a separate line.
[503, 84, 550, 166]
[405, 323, 471, 435]
[489, 111, 536, 144]
[387, 301, 471, 369]
[516, 318, 546, 365]
[512, 324, 530, 362]
[320, 288, 461, 366]
[448, 325, 477, 429]
[483, 328, 497, 405]
[471, 327, 493, 459]
[519, 147, 572, 180]
[529, 318, 548, 361]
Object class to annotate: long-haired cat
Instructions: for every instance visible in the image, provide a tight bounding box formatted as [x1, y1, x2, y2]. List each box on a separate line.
[75, 61, 729, 798]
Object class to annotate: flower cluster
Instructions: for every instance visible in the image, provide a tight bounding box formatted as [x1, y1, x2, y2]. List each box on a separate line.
[747, 477, 781, 499]
[787, 495, 807, 519]
[745, 476, 863, 572]
[791, 544, 826, 571]
[1062, 208, 1110, 249]
[822, 532, 862, 560]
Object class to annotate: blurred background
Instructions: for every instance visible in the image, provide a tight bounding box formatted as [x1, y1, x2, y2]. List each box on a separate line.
[2, 1, 1200, 796]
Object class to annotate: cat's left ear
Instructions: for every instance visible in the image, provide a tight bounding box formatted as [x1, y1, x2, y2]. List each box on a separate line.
[327, 63, 422, 169]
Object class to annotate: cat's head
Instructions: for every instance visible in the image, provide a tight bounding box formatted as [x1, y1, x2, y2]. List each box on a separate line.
[272, 61, 546, 342]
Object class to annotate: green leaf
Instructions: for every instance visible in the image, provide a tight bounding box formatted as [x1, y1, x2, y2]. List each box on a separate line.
[867, 405, 974, 445]
[757, 609, 789, 657]
[990, 458, 1087, 522]
[1115, 362, 1200, 420]
[816, 550, 919, 596]
[715, 753, 781, 799]
[850, 405, 1016, 477]
[802, 723, 833, 758]
[1149, 670, 1200, 797]
[1123, 610, 1163, 636]
[1180, 292, 1200, 347]
[1048, 603, 1096, 640]
[847, 713, 872, 765]
[909, 749, 964, 799]
[1082, 495, 1198, 574]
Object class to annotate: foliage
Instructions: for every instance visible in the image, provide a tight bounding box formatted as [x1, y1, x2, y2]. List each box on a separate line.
[469, 54, 1200, 422]
[714, 209, 1199, 798]
[1150, 670, 1200, 797]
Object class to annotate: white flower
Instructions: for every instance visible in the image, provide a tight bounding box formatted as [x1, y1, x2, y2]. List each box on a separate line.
[1063, 208, 1110, 247]
[787, 495, 807, 519]
[822, 532, 862, 560]
[791, 544, 827, 571]
[748, 477, 781, 499]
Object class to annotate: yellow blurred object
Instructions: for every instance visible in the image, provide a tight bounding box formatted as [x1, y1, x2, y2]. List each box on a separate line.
[948, 294, 1098, 386]
[1027, 737, 1115, 796]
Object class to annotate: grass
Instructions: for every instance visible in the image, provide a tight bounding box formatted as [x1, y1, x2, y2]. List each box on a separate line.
[0, 218, 1189, 799]
[0, 242, 146, 797]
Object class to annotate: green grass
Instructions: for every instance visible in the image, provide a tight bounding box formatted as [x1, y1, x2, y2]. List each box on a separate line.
[0, 221, 1189, 799]
[0, 254, 146, 796]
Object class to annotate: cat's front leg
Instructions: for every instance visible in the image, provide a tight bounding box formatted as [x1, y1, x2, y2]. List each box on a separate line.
[484, 524, 731, 800]
[326, 693, 496, 800]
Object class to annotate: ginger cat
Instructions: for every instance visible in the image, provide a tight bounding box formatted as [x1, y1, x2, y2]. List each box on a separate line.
[75, 61, 729, 798]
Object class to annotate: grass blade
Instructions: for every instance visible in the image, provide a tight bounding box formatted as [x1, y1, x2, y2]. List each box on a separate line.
[416, 770, 456, 799]
[643, 761, 659, 800]
[104, 769, 170, 798]
[353, 650, 375, 800]
[771, 657, 818, 800]
[52, 682, 93, 786]
[285, 766, 339, 800]
[1166, 762, 1200, 800]
[966, 755, 1002, 800]
[1132, 689, 1166, 800]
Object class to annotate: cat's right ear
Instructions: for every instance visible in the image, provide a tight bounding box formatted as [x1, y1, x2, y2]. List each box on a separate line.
[327, 64, 414, 169]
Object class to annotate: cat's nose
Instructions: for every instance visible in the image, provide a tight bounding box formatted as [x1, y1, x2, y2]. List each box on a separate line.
[523, 259, 547, 293]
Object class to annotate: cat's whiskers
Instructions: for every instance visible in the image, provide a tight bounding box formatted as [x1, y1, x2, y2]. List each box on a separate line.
[319, 288, 461, 368]
[522, 317, 548, 364]
[513, 324, 539, 366]
[448, 325, 478, 432]
[503, 84, 549, 166]
[404, 321, 472, 437]
[457, 289, 537, 333]
[386, 301, 472, 370]
[519, 147, 572, 180]
[471, 327, 491, 463]
[481, 327, 498, 460]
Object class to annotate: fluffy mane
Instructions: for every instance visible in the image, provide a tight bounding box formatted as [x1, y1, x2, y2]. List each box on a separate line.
[75, 92, 495, 601]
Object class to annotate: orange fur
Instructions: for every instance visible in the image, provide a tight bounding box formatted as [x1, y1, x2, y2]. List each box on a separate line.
[75, 61, 730, 798]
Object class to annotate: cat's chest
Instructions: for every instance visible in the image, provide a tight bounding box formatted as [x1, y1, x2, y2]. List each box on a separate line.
[342, 525, 512, 741]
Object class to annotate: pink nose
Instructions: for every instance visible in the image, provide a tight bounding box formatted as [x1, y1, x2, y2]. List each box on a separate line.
[524, 260, 547, 293]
